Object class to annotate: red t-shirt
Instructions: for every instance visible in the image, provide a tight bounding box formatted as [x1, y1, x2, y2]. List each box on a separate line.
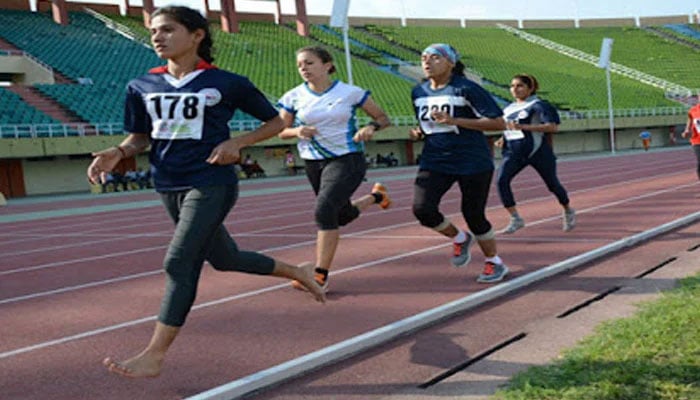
[688, 104, 700, 145]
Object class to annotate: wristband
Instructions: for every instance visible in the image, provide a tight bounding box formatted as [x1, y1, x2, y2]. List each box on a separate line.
[365, 121, 381, 130]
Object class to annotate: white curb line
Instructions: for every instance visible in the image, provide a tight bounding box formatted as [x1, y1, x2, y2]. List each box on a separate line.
[188, 211, 700, 400]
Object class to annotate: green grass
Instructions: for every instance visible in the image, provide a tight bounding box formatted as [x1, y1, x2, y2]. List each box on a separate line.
[495, 274, 700, 400]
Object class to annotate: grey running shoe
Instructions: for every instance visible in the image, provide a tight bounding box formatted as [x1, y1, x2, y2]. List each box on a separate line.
[477, 262, 509, 283]
[503, 215, 525, 234]
[451, 231, 475, 268]
[563, 208, 576, 232]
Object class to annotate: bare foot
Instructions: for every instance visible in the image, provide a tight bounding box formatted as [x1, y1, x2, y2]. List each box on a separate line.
[294, 262, 326, 303]
[102, 352, 163, 378]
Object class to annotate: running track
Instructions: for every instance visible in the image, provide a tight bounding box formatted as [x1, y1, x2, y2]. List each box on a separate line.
[0, 148, 698, 400]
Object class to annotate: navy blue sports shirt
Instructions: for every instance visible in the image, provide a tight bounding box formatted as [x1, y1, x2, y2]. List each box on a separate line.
[124, 61, 278, 191]
[412, 75, 503, 175]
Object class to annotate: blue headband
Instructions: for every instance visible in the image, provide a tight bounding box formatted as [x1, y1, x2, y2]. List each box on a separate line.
[422, 43, 459, 64]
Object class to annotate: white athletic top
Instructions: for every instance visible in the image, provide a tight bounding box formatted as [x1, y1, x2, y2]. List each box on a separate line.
[278, 80, 370, 160]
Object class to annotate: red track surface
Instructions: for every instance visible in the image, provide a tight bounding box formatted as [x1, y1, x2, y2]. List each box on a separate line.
[0, 149, 698, 400]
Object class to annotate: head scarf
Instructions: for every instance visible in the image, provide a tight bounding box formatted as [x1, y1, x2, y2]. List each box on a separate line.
[422, 43, 459, 64]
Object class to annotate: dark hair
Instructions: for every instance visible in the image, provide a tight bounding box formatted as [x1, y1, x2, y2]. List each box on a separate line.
[296, 46, 336, 74]
[512, 73, 539, 94]
[452, 61, 466, 77]
[152, 6, 214, 63]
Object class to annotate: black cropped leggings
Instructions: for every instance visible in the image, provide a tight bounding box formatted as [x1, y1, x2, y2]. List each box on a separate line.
[304, 152, 367, 230]
[412, 169, 494, 236]
[159, 185, 275, 327]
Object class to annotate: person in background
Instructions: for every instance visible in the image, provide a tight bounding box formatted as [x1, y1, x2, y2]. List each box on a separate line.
[277, 45, 392, 293]
[639, 129, 652, 151]
[682, 100, 700, 181]
[87, 6, 324, 379]
[495, 73, 575, 234]
[409, 43, 508, 284]
[284, 149, 297, 175]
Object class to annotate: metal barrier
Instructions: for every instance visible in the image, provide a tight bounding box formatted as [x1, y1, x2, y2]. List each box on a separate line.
[0, 106, 691, 139]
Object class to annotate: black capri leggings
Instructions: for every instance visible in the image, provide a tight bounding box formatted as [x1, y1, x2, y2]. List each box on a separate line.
[497, 144, 569, 209]
[412, 168, 494, 236]
[304, 152, 367, 230]
[159, 185, 275, 327]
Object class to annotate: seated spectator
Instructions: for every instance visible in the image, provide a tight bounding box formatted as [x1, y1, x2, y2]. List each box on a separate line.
[124, 169, 140, 189]
[111, 171, 127, 191]
[241, 154, 255, 177]
[234, 163, 246, 179]
[249, 160, 266, 178]
[374, 152, 399, 168]
[385, 152, 399, 167]
[375, 153, 382, 166]
[137, 168, 152, 188]
[101, 172, 115, 193]
[284, 150, 297, 175]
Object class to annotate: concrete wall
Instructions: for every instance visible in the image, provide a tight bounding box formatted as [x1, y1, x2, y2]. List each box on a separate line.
[579, 17, 636, 28]
[2, 0, 32, 10]
[406, 18, 461, 27]
[348, 16, 402, 26]
[522, 19, 576, 29]
[22, 156, 92, 195]
[640, 15, 689, 26]
[4, 119, 688, 196]
[464, 20, 518, 28]
[0, 55, 54, 84]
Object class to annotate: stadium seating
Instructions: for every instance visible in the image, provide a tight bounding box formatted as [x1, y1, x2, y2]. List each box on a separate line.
[109, 16, 417, 117]
[0, 9, 160, 124]
[527, 26, 700, 90]
[0, 8, 696, 129]
[0, 87, 57, 132]
[363, 25, 679, 110]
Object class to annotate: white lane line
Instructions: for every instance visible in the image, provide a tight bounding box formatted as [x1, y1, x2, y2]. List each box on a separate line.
[1, 179, 695, 301]
[0, 270, 162, 306]
[0, 243, 448, 360]
[0, 245, 166, 276]
[0, 167, 692, 257]
[185, 210, 700, 400]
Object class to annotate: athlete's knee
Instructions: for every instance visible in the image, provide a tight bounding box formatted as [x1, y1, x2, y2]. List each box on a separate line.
[496, 171, 511, 187]
[474, 227, 495, 241]
[338, 206, 360, 227]
[163, 253, 184, 278]
[463, 211, 492, 235]
[413, 202, 442, 227]
[315, 203, 339, 230]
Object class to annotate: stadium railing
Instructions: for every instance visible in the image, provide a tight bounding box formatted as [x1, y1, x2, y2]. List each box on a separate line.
[0, 107, 690, 139]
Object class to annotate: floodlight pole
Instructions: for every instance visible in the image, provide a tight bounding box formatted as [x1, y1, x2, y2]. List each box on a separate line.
[342, 23, 353, 85]
[330, 0, 352, 85]
[598, 37, 615, 154]
[605, 65, 615, 154]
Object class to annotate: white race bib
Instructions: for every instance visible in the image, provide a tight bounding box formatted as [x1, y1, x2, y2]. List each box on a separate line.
[503, 129, 525, 140]
[146, 93, 206, 140]
[415, 95, 462, 135]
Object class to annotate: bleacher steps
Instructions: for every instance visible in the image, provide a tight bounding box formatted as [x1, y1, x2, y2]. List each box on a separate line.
[0, 36, 73, 84]
[5, 85, 84, 123]
[496, 23, 694, 101]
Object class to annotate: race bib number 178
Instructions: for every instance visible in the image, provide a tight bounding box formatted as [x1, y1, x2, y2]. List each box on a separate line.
[146, 93, 206, 140]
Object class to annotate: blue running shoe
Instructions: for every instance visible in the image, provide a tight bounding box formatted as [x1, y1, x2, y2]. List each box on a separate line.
[477, 261, 509, 283]
[451, 231, 475, 268]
